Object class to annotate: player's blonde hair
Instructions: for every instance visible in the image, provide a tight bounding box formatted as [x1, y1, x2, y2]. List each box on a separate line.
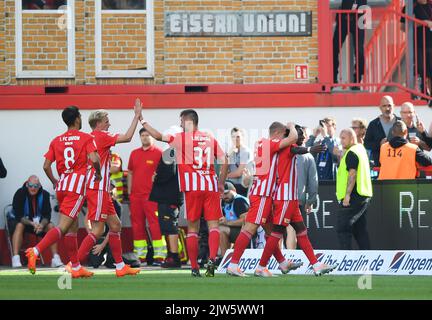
[88, 109, 109, 129]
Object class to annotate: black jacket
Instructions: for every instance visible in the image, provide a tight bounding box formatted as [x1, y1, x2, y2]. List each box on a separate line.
[420, 131, 432, 149]
[364, 116, 401, 166]
[12, 183, 52, 223]
[383, 136, 432, 167]
[0, 158, 6, 178]
[149, 149, 183, 207]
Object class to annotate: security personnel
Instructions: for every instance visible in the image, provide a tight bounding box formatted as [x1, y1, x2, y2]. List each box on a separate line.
[149, 147, 184, 268]
[336, 128, 372, 250]
[378, 121, 432, 180]
[110, 153, 124, 203]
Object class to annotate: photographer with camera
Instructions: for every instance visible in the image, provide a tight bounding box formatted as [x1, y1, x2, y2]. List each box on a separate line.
[306, 117, 340, 180]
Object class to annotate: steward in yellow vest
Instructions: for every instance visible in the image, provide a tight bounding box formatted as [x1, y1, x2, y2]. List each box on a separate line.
[336, 128, 372, 250]
[378, 121, 432, 180]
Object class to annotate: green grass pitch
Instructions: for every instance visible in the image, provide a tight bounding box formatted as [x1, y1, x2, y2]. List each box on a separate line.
[1, 269, 432, 300]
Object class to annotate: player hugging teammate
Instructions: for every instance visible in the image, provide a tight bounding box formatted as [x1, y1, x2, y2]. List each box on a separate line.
[27, 103, 336, 279]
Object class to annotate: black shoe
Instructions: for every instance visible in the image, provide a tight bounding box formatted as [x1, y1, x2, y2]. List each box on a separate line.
[429, 100, 432, 108]
[148, 260, 162, 267]
[161, 257, 181, 269]
[191, 268, 202, 277]
[205, 259, 215, 277]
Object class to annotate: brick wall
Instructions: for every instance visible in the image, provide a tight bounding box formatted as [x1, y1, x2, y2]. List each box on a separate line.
[0, 0, 318, 85]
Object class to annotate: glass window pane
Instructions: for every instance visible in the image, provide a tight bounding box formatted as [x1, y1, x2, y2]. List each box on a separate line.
[102, 0, 145, 10]
[22, 0, 67, 10]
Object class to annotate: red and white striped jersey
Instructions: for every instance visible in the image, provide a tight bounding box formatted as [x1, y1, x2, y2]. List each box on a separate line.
[87, 130, 119, 192]
[249, 138, 281, 197]
[167, 131, 225, 193]
[44, 129, 97, 195]
[274, 145, 298, 201]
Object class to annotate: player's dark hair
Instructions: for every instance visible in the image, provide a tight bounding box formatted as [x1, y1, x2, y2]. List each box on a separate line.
[62, 106, 80, 127]
[285, 124, 303, 138]
[139, 127, 147, 135]
[392, 120, 407, 137]
[180, 109, 199, 126]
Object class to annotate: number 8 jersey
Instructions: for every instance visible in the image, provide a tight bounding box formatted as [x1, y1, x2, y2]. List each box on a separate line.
[167, 131, 226, 193]
[44, 129, 97, 195]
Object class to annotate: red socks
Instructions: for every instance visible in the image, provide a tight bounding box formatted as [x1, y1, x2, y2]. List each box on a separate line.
[64, 233, 79, 267]
[265, 234, 285, 263]
[297, 230, 318, 265]
[35, 227, 62, 256]
[77, 233, 97, 263]
[231, 230, 253, 264]
[259, 232, 283, 267]
[108, 232, 123, 264]
[186, 232, 199, 270]
[208, 228, 220, 261]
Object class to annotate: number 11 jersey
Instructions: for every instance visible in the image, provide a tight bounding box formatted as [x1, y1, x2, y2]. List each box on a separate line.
[167, 131, 225, 193]
[44, 129, 97, 195]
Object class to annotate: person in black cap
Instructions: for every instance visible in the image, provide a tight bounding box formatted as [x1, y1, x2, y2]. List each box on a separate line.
[219, 182, 250, 258]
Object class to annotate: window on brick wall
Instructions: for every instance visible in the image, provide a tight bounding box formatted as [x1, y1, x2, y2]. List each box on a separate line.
[15, 0, 75, 78]
[95, 0, 154, 78]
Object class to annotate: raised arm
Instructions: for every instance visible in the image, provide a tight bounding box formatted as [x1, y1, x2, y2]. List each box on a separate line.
[117, 98, 143, 144]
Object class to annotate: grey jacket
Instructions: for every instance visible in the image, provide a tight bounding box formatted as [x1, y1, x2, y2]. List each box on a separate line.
[296, 153, 319, 207]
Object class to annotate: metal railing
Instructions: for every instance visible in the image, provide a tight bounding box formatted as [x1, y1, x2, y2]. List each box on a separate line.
[331, 0, 432, 103]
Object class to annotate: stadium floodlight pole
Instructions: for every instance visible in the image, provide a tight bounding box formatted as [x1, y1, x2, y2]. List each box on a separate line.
[406, 0, 415, 92]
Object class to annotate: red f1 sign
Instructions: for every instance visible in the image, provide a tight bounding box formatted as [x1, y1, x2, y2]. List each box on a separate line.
[295, 65, 308, 80]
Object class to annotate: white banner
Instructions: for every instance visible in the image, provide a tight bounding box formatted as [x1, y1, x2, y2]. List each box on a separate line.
[216, 249, 432, 276]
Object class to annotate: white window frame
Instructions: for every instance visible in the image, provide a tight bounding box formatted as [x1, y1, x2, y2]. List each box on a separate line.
[15, 0, 75, 78]
[95, 0, 154, 78]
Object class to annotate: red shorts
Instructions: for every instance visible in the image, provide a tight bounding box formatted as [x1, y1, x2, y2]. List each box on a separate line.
[86, 189, 117, 222]
[56, 191, 85, 220]
[245, 195, 273, 225]
[273, 200, 302, 226]
[184, 191, 222, 222]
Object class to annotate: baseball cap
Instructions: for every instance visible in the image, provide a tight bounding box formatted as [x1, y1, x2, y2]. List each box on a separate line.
[224, 181, 236, 193]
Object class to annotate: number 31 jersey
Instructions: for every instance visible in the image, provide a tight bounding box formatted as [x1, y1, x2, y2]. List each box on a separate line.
[167, 131, 225, 193]
[44, 129, 97, 195]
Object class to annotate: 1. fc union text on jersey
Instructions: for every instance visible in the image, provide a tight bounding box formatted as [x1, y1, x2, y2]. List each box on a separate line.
[165, 11, 313, 37]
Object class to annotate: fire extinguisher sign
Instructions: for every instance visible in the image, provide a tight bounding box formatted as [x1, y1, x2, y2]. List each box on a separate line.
[295, 65, 308, 80]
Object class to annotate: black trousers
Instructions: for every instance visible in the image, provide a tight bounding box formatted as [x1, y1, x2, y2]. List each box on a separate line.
[336, 200, 371, 250]
[333, 16, 365, 83]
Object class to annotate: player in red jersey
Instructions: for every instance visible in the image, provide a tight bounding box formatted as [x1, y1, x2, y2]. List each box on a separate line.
[67, 99, 142, 277]
[226, 122, 300, 277]
[138, 109, 229, 277]
[256, 125, 337, 277]
[25, 106, 101, 278]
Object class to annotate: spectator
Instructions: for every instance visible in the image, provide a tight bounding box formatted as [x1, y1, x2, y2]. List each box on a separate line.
[9, 175, 63, 268]
[149, 147, 184, 268]
[110, 152, 125, 203]
[418, 121, 432, 149]
[219, 182, 249, 258]
[378, 121, 432, 180]
[227, 127, 251, 197]
[128, 128, 166, 263]
[333, 0, 367, 88]
[307, 117, 338, 180]
[400, 102, 431, 151]
[0, 157, 6, 178]
[351, 118, 368, 145]
[401, 0, 432, 106]
[364, 95, 401, 166]
[336, 129, 372, 250]
[286, 126, 319, 249]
